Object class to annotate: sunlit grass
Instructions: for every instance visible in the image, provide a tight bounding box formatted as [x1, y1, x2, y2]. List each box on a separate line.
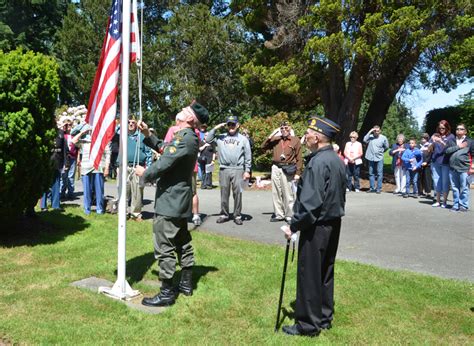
[0, 206, 472, 344]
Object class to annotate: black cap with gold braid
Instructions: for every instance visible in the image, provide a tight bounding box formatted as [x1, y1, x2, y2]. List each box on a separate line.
[307, 116, 341, 139]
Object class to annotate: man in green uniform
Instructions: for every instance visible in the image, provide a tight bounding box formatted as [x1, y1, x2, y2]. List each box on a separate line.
[134, 102, 209, 307]
[281, 116, 346, 337]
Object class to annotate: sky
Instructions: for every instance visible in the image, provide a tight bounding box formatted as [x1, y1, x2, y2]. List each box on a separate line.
[403, 82, 473, 128]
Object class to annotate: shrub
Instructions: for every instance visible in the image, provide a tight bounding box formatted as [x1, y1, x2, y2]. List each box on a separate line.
[0, 49, 60, 223]
[242, 112, 307, 171]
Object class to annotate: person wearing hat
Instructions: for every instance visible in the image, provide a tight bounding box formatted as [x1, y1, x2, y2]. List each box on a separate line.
[206, 115, 252, 225]
[262, 121, 302, 223]
[135, 102, 209, 307]
[281, 116, 346, 337]
[164, 111, 203, 226]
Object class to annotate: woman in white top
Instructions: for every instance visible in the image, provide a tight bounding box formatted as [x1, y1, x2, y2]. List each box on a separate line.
[343, 131, 363, 192]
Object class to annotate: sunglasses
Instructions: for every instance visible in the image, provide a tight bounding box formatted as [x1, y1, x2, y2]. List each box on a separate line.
[280, 126, 289, 131]
[349, 136, 356, 138]
[456, 128, 466, 131]
[227, 123, 236, 127]
[129, 121, 137, 125]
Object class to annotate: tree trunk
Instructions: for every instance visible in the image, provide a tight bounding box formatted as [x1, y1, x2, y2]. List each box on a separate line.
[335, 55, 370, 147]
[360, 48, 421, 137]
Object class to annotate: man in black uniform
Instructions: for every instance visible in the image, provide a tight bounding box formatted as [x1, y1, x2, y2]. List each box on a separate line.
[281, 116, 346, 337]
[134, 102, 209, 307]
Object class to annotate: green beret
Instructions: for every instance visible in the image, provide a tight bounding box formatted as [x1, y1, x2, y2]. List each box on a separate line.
[190, 102, 209, 125]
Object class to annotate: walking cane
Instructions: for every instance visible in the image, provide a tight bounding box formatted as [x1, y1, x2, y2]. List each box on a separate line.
[274, 238, 291, 332]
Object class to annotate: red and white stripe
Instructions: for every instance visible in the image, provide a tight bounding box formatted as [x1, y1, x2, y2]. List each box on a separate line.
[131, 0, 141, 65]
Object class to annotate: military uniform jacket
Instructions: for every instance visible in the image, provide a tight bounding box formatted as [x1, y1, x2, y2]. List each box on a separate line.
[143, 127, 198, 218]
[290, 145, 346, 233]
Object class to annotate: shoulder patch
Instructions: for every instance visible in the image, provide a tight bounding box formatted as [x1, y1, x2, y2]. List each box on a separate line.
[167, 146, 177, 154]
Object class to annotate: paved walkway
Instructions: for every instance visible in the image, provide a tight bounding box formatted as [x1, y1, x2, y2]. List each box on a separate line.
[65, 180, 473, 282]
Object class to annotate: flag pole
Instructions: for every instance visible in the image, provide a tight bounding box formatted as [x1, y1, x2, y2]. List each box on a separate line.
[99, 0, 139, 300]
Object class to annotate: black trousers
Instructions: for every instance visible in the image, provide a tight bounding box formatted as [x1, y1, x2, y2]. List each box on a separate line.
[417, 165, 432, 195]
[295, 219, 341, 334]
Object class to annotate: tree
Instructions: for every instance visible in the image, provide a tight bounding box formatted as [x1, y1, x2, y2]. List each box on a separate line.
[54, 1, 258, 128]
[233, 1, 473, 144]
[144, 2, 256, 124]
[0, 0, 68, 53]
[54, 0, 110, 104]
[373, 101, 420, 144]
[424, 90, 473, 137]
[0, 49, 60, 223]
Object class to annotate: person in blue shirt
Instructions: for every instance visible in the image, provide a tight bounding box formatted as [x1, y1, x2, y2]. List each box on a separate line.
[363, 125, 389, 193]
[401, 139, 422, 198]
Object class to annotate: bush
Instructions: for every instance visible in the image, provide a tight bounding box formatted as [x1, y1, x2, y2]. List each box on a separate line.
[0, 49, 60, 223]
[241, 112, 307, 171]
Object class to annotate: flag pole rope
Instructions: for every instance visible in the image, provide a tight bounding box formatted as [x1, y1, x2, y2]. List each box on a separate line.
[131, 0, 144, 174]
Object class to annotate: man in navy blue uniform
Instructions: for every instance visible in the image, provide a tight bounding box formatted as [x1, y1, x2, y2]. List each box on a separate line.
[281, 116, 346, 337]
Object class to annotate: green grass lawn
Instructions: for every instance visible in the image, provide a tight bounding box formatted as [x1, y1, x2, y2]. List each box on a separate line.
[0, 207, 472, 344]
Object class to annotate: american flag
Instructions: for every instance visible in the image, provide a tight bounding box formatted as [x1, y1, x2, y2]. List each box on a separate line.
[86, 0, 140, 169]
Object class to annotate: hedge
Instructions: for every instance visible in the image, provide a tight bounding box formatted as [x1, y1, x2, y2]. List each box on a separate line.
[0, 49, 60, 223]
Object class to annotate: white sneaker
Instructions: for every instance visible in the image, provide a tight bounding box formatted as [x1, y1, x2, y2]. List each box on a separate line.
[355, 189, 360, 192]
[192, 214, 202, 226]
[346, 188, 350, 192]
[432, 202, 440, 208]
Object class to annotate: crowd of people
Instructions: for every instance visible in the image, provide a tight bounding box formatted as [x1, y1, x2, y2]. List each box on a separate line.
[40, 109, 473, 219]
[338, 120, 473, 212]
[38, 104, 471, 337]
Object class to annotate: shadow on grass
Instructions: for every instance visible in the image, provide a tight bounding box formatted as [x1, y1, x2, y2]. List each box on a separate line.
[0, 210, 89, 248]
[275, 301, 296, 330]
[125, 252, 218, 290]
[125, 252, 156, 285]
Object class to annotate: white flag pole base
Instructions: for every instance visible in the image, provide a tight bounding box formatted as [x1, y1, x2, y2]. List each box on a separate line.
[98, 280, 140, 301]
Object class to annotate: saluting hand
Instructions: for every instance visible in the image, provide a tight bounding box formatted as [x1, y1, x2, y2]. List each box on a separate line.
[269, 128, 280, 138]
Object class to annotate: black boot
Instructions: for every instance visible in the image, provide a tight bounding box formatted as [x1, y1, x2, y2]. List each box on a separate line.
[178, 268, 193, 296]
[142, 279, 176, 307]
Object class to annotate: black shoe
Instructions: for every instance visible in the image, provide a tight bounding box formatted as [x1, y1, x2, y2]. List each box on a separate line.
[178, 268, 193, 296]
[234, 218, 243, 225]
[142, 279, 176, 307]
[321, 323, 332, 330]
[403, 194, 408, 198]
[282, 324, 319, 337]
[367, 189, 376, 193]
[270, 216, 285, 222]
[216, 216, 229, 224]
